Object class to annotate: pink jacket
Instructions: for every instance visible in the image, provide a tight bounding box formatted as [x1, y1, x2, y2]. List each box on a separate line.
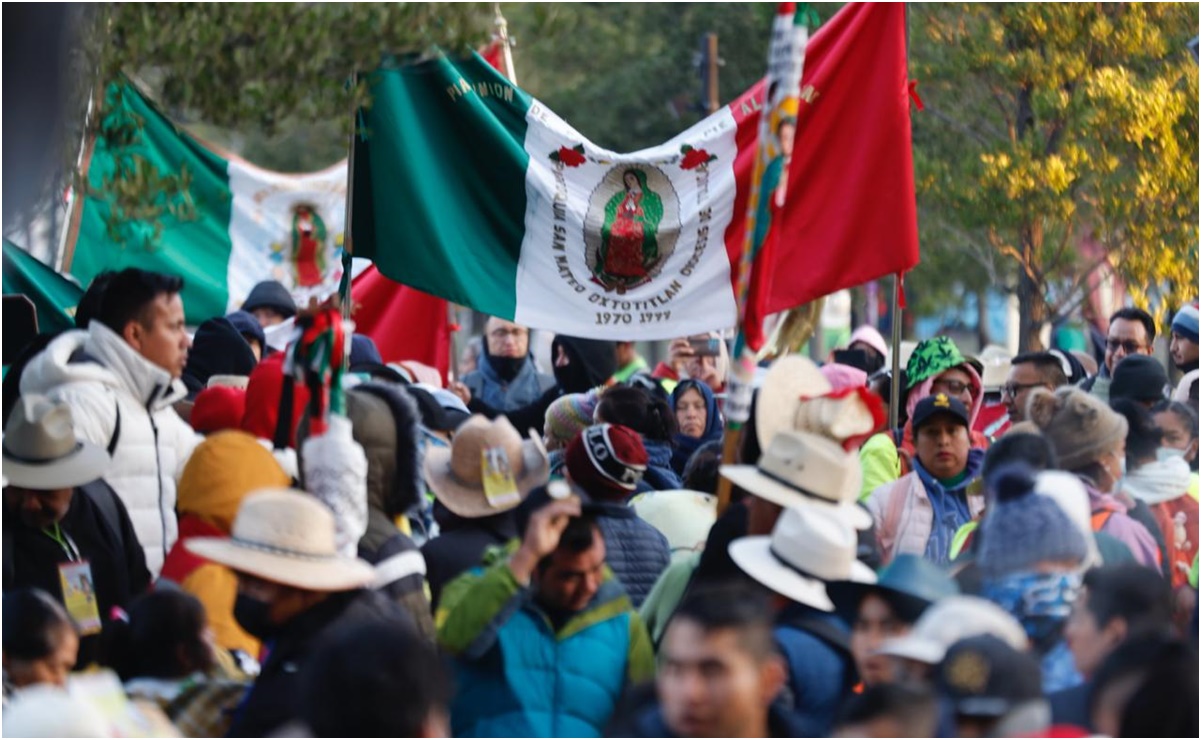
[866, 469, 986, 565]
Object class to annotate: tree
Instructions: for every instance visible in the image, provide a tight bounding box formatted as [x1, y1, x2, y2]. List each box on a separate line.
[909, 3, 1198, 349]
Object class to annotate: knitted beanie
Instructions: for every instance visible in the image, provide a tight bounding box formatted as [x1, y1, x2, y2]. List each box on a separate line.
[1172, 302, 1199, 344]
[544, 392, 598, 447]
[177, 430, 290, 532]
[1026, 387, 1128, 471]
[1109, 354, 1169, 403]
[565, 423, 648, 502]
[976, 464, 1088, 578]
[191, 385, 247, 435]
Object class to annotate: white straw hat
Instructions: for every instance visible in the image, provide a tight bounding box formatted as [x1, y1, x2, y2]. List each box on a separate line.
[2, 394, 110, 490]
[877, 595, 1028, 665]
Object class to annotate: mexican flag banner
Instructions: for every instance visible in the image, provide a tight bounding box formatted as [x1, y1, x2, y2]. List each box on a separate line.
[67, 81, 349, 324]
[3, 238, 84, 334]
[353, 2, 919, 341]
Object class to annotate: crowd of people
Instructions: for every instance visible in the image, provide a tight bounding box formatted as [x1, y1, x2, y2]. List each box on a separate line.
[1, 266, 1198, 737]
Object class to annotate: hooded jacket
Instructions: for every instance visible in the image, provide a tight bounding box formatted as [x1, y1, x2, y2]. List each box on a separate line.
[1122, 457, 1199, 587]
[341, 383, 435, 640]
[159, 431, 291, 657]
[180, 317, 257, 397]
[669, 379, 723, 475]
[463, 349, 556, 412]
[552, 336, 618, 394]
[19, 323, 201, 576]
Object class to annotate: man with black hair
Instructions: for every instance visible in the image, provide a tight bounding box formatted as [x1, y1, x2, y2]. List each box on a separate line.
[20, 267, 200, 577]
[1080, 307, 1157, 402]
[437, 491, 654, 737]
[1003, 351, 1070, 423]
[832, 683, 939, 738]
[1050, 564, 1174, 729]
[629, 584, 802, 738]
[1087, 633, 1198, 738]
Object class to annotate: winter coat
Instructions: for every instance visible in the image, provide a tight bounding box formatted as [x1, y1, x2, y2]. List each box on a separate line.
[639, 553, 700, 645]
[463, 351, 556, 413]
[228, 589, 412, 737]
[1082, 481, 1162, 569]
[866, 449, 987, 565]
[641, 438, 684, 491]
[551, 336, 618, 394]
[774, 603, 855, 738]
[3, 480, 151, 666]
[20, 323, 201, 576]
[1122, 457, 1199, 588]
[422, 505, 518, 609]
[437, 545, 655, 738]
[669, 379, 723, 476]
[595, 504, 671, 608]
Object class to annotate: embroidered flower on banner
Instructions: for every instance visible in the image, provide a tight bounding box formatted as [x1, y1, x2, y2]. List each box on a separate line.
[679, 144, 717, 170]
[549, 144, 587, 167]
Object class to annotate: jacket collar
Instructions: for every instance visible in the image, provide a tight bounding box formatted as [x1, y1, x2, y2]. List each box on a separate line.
[84, 322, 187, 409]
[913, 447, 985, 494]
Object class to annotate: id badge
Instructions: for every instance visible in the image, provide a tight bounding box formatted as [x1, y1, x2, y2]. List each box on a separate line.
[58, 560, 102, 635]
[481, 446, 521, 510]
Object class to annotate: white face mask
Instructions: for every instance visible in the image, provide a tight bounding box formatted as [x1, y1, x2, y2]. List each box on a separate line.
[1157, 447, 1187, 463]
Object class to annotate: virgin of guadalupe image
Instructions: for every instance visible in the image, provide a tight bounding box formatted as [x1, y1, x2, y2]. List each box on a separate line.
[596, 169, 664, 287]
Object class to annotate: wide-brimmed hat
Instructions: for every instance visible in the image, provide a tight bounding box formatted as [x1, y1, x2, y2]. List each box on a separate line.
[186, 488, 375, 591]
[877, 595, 1027, 665]
[629, 489, 717, 559]
[2, 394, 110, 490]
[720, 430, 872, 529]
[729, 505, 876, 612]
[827, 554, 959, 625]
[423, 414, 549, 518]
[755, 355, 832, 449]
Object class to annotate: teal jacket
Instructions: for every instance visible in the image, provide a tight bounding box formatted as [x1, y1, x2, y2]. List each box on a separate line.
[437, 544, 655, 738]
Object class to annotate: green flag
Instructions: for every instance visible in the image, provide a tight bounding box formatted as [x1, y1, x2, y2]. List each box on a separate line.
[3, 239, 83, 334]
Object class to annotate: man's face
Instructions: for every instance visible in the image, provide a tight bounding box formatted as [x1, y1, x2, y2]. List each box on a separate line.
[126, 293, 190, 379]
[1170, 331, 1198, 370]
[914, 415, 970, 479]
[850, 594, 909, 687]
[533, 531, 606, 613]
[4, 486, 73, 529]
[1064, 588, 1124, 679]
[485, 318, 529, 359]
[1002, 363, 1049, 422]
[250, 306, 287, 328]
[1105, 318, 1152, 374]
[930, 367, 974, 409]
[657, 619, 784, 738]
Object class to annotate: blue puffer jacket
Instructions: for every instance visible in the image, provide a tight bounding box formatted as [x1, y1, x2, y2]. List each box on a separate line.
[437, 546, 655, 738]
[463, 352, 556, 412]
[595, 504, 671, 608]
[641, 439, 683, 491]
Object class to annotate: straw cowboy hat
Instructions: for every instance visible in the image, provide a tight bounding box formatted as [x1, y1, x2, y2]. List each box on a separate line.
[729, 505, 876, 613]
[757, 354, 881, 449]
[423, 414, 549, 519]
[186, 488, 376, 592]
[720, 430, 872, 530]
[2, 394, 110, 490]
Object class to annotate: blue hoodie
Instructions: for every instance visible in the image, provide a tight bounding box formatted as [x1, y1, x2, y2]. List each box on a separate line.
[669, 379, 723, 475]
[912, 448, 985, 565]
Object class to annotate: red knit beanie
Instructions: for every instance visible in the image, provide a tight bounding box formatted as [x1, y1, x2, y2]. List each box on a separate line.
[565, 423, 649, 502]
[241, 353, 310, 447]
[191, 386, 247, 435]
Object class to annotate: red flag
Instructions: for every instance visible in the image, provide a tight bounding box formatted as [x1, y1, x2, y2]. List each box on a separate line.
[735, 3, 919, 346]
[351, 266, 453, 383]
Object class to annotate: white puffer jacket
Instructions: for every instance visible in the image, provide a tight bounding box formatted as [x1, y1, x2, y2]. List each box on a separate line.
[20, 323, 201, 576]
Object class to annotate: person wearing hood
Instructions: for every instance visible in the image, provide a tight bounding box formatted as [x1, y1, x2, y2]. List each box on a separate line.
[180, 317, 258, 399]
[1027, 387, 1161, 569]
[159, 430, 291, 662]
[859, 335, 989, 501]
[846, 325, 890, 375]
[240, 280, 296, 328]
[223, 310, 266, 361]
[18, 268, 200, 578]
[461, 318, 556, 413]
[865, 394, 987, 565]
[976, 464, 1091, 692]
[1169, 302, 1199, 375]
[1112, 399, 1197, 589]
[301, 381, 435, 640]
[595, 384, 683, 491]
[669, 379, 723, 477]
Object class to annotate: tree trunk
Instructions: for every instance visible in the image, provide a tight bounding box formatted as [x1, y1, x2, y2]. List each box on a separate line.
[976, 287, 991, 350]
[1017, 221, 1047, 351]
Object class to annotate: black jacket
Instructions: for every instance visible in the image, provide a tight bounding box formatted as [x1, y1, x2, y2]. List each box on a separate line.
[2, 480, 150, 666]
[228, 588, 412, 737]
[421, 505, 518, 609]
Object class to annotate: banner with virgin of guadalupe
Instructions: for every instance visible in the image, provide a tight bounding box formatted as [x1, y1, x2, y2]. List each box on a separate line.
[352, 1, 920, 341]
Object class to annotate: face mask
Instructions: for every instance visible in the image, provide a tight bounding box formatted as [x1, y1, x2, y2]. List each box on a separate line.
[1158, 447, 1187, 463]
[233, 594, 278, 641]
[982, 570, 1081, 647]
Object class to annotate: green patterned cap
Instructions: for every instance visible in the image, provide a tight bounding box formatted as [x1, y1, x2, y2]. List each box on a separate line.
[905, 336, 969, 389]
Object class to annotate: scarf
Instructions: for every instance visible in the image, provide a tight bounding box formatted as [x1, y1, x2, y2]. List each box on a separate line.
[1122, 455, 1192, 506]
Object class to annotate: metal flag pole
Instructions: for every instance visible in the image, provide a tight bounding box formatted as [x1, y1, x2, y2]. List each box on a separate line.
[339, 74, 358, 320]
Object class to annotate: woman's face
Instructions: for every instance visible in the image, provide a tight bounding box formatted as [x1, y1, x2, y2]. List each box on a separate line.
[1155, 410, 1198, 464]
[624, 172, 638, 189]
[930, 367, 974, 409]
[675, 387, 708, 439]
[850, 594, 909, 687]
[3, 625, 78, 688]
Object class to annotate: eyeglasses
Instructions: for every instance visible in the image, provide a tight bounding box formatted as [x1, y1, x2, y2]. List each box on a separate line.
[931, 379, 970, 395]
[1106, 339, 1145, 354]
[1001, 382, 1046, 399]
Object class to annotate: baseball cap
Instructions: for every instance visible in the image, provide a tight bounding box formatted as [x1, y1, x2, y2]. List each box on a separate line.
[911, 393, 970, 432]
[938, 634, 1042, 717]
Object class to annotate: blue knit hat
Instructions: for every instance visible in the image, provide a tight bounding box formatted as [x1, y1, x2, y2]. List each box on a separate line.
[1172, 303, 1199, 344]
[976, 464, 1088, 578]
